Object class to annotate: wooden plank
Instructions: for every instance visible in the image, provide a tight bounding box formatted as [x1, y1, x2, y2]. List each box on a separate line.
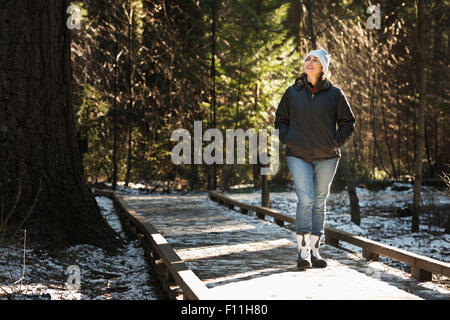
[411, 267, 432, 282]
[325, 235, 339, 247]
[362, 248, 380, 261]
[414, 256, 450, 277]
[209, 191, 296, 225]
[155, 244, 210, 300]
[324, 227, 450, 277]
[114, 194, 211, 300]
[256, 213, 265, 220]
[92, 189, 114, 198]
[240, 208, 248, 214]
[97, 190, 211, 300]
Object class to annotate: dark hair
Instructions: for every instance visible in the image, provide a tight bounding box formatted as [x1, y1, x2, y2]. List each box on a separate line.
[295, 71, 326, 85]
[319, 71, 325, 81]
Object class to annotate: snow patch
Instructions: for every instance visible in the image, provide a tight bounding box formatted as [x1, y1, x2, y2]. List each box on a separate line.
[0, 196, 164, 300]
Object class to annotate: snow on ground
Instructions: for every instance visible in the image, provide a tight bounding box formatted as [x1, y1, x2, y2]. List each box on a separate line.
[0, 196, 165, 300]
[102, 181, 191, 196]
[224, 183, 450, 276]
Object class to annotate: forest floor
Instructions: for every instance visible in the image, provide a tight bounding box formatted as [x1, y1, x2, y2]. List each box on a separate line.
[0, 181, 448, 299]
[0, 195, 166, 300]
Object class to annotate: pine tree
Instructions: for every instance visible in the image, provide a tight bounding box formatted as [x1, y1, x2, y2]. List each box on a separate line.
[0, 0, 120, 250]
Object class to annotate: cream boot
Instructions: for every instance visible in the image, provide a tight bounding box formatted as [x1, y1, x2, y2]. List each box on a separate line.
[310, 234, 327, 268]
[296, 233, 311, 270]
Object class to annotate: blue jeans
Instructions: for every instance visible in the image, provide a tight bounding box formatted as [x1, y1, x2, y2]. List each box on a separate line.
[287, 156, 339, 236]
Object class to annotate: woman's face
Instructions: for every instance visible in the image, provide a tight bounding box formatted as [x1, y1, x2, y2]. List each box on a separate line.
[304, 55, 323, 78]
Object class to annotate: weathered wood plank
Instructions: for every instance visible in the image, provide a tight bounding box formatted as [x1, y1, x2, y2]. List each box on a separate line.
[324, 227, 450, 278]
[94, 189, 211, 300]
[411, 267, 432, 282]
[362, 248, 380, 261]
[209, 191, 295, 225]
[274, 219, 284, 227]
[240, 208, 249, 214]
[325, 235, 339, 247]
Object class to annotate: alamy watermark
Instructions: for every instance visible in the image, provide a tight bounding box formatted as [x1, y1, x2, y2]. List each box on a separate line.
[67, 5, 81, 30]
[366, 5, 381, 30]
[65, 265, 81, 290]
[170, 121, 279, 175]
[66, 4, 380, 31]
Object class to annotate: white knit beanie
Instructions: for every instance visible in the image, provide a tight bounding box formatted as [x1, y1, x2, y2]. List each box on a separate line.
[304, 49, 330, 75]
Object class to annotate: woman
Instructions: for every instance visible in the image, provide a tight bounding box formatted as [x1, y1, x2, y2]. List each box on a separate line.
[275, 49, 356, 270]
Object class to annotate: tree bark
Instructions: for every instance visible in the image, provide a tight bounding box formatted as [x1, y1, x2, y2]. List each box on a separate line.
[342, 152, 361, 225]
[125, 0, 134, 187]
[112, 38, 119, 191]
[381, 99, 397, 178]
[304, 0, 317, 50]
[252, 85, 260, 190]
[286, 0, 304, 71]
[0, 0, 120, 251]
[412, 0, 427, 233]
[261, 160, 270, 208]
[210, 0, 217, 190]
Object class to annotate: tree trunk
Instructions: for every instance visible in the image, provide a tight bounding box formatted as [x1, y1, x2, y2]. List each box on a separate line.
[286, 0, 304, 71]
[0, 0, 120, 251]
[253, 164, 260, 189]
[424, 113, 433, 176]
[252, 85, 260, 190]
[304, 0, 317, 50]
[112, 39, 119, 191]
[412, 0, 427, 233]
[432, 6, 442, 175]
[342, 153, 360, 225]
[261, 160, 270, 208]
[370, 76, 388, 176]
[381, 99, 397, 178]
[235, 41, 243, 129]
[210, 0, 217, 190]
[446, 213, 450, 234]
[125, 0, 134, 187]
[223, 165, 233, 192]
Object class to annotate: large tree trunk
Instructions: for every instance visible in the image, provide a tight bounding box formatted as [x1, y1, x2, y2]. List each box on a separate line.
[412, 0, 427, 233]
[286, 0, 304, 72]
[304, 0, 317, 50]
[125, 0, 134, 187]
[0, 0, 120, 251]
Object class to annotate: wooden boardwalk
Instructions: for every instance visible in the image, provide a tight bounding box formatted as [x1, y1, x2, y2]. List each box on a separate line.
[121, 193, 449, 300]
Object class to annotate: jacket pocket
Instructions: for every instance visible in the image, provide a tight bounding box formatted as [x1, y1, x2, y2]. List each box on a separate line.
[317, 125, 339, 149]
[332, 132, 344, 148]
[331, 134, 341, 148]
[286, 128, 305, 150]
[285, 128, 294, 146]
